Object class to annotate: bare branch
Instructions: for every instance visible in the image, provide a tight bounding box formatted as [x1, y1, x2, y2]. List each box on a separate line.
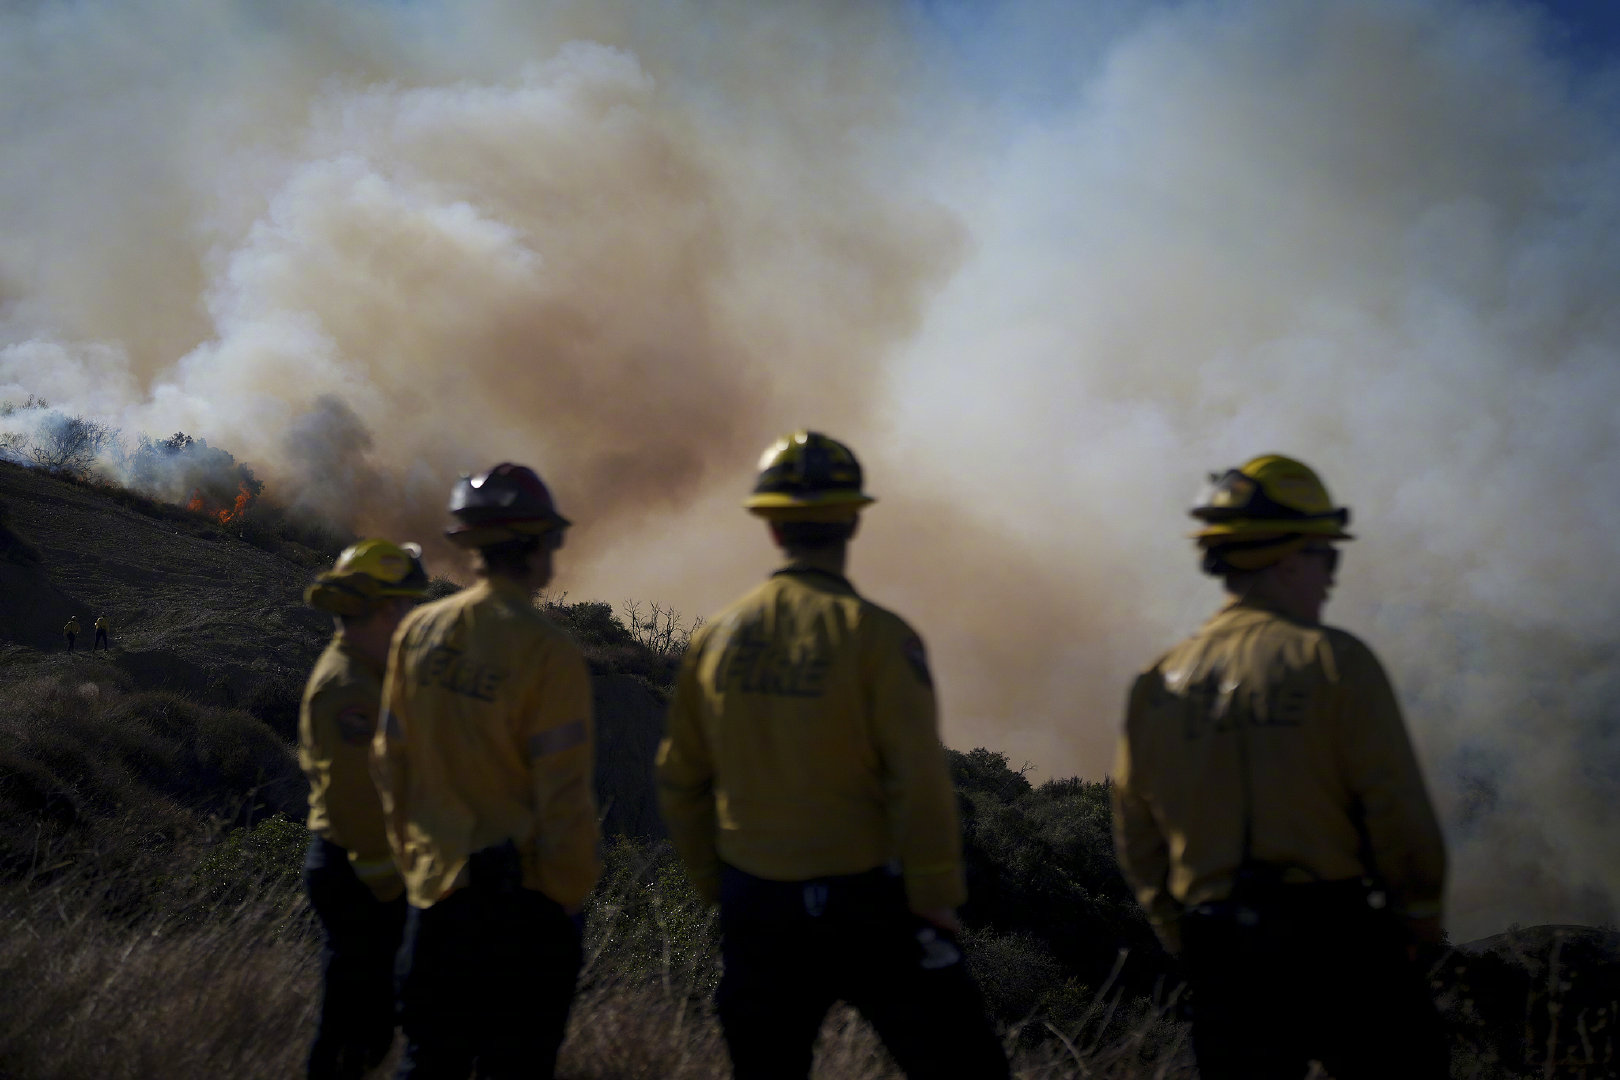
[27, 413, 119, 478]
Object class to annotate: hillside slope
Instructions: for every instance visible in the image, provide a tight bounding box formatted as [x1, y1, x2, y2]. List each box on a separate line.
[0, 462, 665, 838]
[5, 466, 1620, 1077]
[0, 462, 327, 714]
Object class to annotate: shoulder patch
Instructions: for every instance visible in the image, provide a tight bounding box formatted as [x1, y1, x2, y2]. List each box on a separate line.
[335, 705, 375, 747]
[901, 635, 933, 688]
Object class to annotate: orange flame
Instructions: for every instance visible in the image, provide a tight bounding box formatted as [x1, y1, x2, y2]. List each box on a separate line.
[217, 482, 252, 525]
[186, 482, 255, 525]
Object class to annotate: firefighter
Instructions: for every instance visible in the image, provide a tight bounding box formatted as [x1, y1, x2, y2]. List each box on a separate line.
[93, 614, 110, 651]
[300, 539, 430, 1080]
[657, 431, 1009, 1080]
[373, 463, 599, 1080]
[1112, 454, 1449, 1080]
[63, 616, 80, 653]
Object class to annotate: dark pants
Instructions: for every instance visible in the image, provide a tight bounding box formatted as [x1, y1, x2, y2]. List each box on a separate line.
[304, 835, 407, 1080]
[64, 633, 75, 653]
[717, 864, 1009, 1080]
[395, 879, 582, 1079]
[1179, 880, 1448, 1080]
[93, 628, 109, 650]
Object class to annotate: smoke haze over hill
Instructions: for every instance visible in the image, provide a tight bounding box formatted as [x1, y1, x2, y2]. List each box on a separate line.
[1, 0, 1617, 939]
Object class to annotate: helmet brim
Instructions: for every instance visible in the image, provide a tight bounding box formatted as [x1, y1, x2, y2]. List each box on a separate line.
[444, 517, 569, 549]
[744, 491, 874, 510]
[1192, 519, 1353, 543]
[748, 505, 868, 523]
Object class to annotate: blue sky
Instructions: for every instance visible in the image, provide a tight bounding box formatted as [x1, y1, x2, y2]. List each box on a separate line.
[1535, 0, 1620, 60]
[918, 0, 1620, 73]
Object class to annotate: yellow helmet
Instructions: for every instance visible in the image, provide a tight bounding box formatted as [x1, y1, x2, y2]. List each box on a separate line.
[743, 430, 876, 522]
[1190, 455, 1352, 542]
[306, 538, 430, 615]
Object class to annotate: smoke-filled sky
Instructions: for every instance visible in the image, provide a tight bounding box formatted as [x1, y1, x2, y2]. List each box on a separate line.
[2, 0, 1617, 938]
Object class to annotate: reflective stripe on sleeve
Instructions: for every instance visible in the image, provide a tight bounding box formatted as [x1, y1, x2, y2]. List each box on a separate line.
[528, 719, 587, 759]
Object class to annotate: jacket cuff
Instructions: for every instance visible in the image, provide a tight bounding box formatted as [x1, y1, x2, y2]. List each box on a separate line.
[685, 863, 721, 904]
[534, 860, 602, 912]
[1401, 897, 1444, 920]
[904, 863, 967, 912]
[365, 876, 405, 903]
[1151, 916, 1183, 957]
[351, 856, 404, 903]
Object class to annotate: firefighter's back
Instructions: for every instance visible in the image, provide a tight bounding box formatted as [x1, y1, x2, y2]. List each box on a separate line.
[1127, 601, 1382, 905]
[385, 576, 588, 904]
[688, 569, 921, 880]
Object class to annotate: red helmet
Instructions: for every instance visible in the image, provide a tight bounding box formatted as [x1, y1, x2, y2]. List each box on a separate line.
[445, 463, 570, 548]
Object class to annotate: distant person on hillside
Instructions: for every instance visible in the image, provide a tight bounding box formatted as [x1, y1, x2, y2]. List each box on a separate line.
[300, 539, 430, 1080]
[374, 463, 599, 1080]
[92, 614, 110, 651]
[657, 431, 1009, 1080]
[63, 616, 79, 653]
[1112, 455, 1448, 1080]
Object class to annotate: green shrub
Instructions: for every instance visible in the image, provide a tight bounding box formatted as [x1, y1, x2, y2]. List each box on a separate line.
[948, 749, 1170, 998]
[950, 747, 1034, 803]
[962, 927, 1070, 1023]
[235, 500, 353, 563]
[548, 599, 638, 651]
[542, 596, 682, 695]
[582, 838, 720, 998]
[189, 813, 308, 913]
[0, 677, 302, 890]
[238, 667, 307, 742]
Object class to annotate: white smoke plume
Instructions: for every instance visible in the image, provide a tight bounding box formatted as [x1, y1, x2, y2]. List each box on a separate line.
[0, 0, 1615, 939]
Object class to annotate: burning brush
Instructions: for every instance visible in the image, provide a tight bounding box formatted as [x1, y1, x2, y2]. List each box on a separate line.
[187, 481, 256, 526]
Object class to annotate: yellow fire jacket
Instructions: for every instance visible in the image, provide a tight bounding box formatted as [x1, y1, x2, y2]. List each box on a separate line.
[64, 619, 80, 636]
[94, 617, 109, 632]
[657, 565, 965, 912]
[374, 576, 600, 911]
[1113, 599, 1447, 953]
[298, 630, 402, 901]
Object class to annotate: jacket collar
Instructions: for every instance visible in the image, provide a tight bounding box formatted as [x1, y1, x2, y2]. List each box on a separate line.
[1212, 594, 1317, 627]
[331, 626, 387, 679]
[772, 563, 857, 594]
[481, 575, 536, 605]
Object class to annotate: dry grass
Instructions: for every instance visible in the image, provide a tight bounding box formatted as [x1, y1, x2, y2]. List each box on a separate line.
[0, 825, 1595, 1079]
[0, 673, 1586, 1080]
[0, 868, 317, 1079]
[0, 674, 303, 882]
[559, 986, 1195, 1080]
[0, 843, 1196, 1080]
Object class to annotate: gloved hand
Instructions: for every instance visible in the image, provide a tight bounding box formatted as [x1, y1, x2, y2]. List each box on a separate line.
[913, 906, 962, 934]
